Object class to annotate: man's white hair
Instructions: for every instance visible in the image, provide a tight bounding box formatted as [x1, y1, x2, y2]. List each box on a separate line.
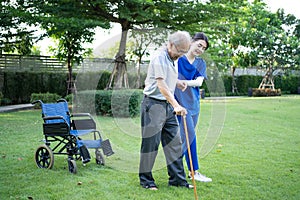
[168, 31, 191, 46]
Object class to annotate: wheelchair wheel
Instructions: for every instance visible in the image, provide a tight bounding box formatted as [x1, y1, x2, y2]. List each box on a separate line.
[68, 159, 77, 174]
[35, 145, 54, 169]
[95, 149, 105, 165]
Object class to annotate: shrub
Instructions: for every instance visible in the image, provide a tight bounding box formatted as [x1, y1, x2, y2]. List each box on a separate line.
[1, 70, 299, 104]
[74, 89, 143, 117]
[64, 94, 73, 104]
[30, 92, 62, 108]
[274, 75, 300, 94]
[0, 98, 12, 106]
[251, 88, 281, 97]
[2, 71, 67, 104]
[110, 89, 142, 117]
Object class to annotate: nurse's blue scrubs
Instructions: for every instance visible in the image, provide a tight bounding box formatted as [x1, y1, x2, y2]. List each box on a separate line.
[175, 55, 207, 171]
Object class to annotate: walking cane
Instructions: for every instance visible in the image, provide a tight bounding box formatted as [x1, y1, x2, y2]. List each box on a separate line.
[183, 115, 198, 200]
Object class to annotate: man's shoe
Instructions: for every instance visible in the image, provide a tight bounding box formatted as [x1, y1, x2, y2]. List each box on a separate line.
[181, 183, 194, 189]
[189, 171, 212, 182]
[169, 182, 194, 189]
[142, 183, 158, 191]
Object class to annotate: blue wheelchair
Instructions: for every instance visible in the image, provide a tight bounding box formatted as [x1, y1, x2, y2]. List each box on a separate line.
[33, 99, 114, 173]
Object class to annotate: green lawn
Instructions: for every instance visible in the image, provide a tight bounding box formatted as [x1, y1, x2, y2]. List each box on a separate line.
[0, 96, 299, 200]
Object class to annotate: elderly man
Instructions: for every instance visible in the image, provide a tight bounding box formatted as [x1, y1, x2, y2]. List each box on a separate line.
[139, 31, 193, 190]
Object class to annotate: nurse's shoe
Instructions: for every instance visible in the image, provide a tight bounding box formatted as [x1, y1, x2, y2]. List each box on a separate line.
[189, 171, 212, 182]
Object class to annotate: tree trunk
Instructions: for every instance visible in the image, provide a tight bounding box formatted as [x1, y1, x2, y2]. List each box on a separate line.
[106, 29, 129, 89]
[136, 56, 142, 89]
[231, 66, 238, 93]
[67, 58, 74, 95]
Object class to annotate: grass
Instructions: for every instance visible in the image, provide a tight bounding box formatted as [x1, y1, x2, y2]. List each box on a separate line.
[0, 95, 299, 200]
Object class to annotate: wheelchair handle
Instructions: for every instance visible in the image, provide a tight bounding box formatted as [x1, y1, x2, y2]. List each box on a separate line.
[32, 100, 43, 105]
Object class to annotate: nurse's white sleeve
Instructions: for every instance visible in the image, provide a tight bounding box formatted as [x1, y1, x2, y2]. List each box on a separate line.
[186, 76, 204, 87]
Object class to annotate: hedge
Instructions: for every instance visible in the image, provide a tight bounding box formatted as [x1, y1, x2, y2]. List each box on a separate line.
[30, 90, 143, 117]
[64, 89, 143, 117]
[1, 71, 300, 105]
[2, 71, 68, 104]
[30, 92, 62, 108]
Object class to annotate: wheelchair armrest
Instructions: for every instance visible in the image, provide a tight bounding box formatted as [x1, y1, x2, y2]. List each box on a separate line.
[43, 115, 68, 124]
[71, 113, 96, 130]
[72, 113, 93, 118]
[71, 113, 96, 123]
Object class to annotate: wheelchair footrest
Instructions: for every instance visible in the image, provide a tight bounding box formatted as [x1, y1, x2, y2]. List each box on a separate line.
[102, 139, 114, 157]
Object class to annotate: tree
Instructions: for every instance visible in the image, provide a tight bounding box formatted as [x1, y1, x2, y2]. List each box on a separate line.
[15, 0, 110, 94]
[1, 0, 35, 54]
[45, 19, 101, 94]
[198, 0, 300, 92]
[229, 1, 300, 90]
[187, 0, 250, 93]
[78, 0, 207, 89]
[127, 26, 170, 88]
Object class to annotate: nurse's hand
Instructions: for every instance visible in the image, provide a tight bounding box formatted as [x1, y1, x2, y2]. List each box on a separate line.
[176, 80, 187, 91]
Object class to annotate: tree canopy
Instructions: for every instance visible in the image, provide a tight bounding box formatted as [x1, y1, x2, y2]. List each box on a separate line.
[77, 0, 208, 89]
[2, 0, 299, 92]
[14, 0, 110, 93]
[1, 0, 35, 54]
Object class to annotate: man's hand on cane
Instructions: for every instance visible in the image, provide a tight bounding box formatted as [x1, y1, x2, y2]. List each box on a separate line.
[174, 105, 187, 116]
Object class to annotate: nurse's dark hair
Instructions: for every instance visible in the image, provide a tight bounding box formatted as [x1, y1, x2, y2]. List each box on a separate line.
[192, 32, 209, 50]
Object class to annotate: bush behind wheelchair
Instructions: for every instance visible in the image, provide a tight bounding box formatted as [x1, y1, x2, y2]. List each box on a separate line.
[32, 99, 114, 173]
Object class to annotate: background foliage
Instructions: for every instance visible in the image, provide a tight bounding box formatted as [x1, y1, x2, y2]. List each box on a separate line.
[2, 70, 299, 115]
[1, 0, 300, 106]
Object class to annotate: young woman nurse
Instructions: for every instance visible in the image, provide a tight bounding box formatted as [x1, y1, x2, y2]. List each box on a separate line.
[175, 32, 212, 182]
